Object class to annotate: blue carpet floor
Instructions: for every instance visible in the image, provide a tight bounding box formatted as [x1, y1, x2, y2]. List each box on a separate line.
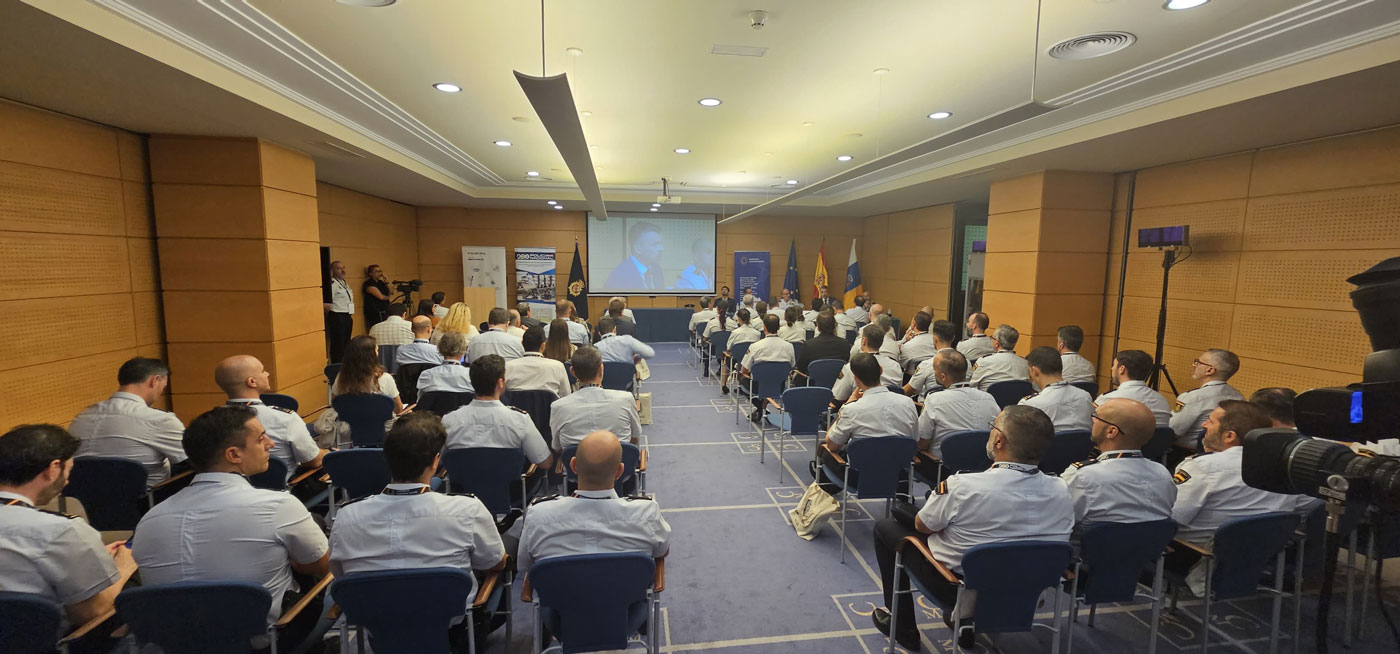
[489, 343, 1400, 653]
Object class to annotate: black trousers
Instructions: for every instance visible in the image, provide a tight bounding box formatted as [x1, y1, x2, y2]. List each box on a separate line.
[326, 312, 353, 363]
[874, 518, 962, 636]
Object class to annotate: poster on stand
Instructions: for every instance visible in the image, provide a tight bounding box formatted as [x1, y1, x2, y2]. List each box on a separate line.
[461, 246, 508, 308]
[733, 251, 771, 302]
[515, 247, 557, 321]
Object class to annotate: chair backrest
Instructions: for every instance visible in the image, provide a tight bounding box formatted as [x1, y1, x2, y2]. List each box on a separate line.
[846, 436, 918, 499]
[378, 344, 401, 373]
[987, 380, 1035, 408]
[790, 342, 803, 363]
[1070, 381, 1098, 398]
[259, 393, 299, 413]
[332, 568, 474, 654]
[416, 391, 474, 417]
[0, 592, 62, 654]
[1143, 426, 1174, 463]
[890, 317, 902, 335]
[1211, 511, 1303, 599]
[64, 456, 149, 531]
[396, 363, 438, 405]
[781, 387, 834, 436]
[503, 389, 558, 444]
[530, 553, 655, 654]
[749, 361, 793, 400]
[442, 447, 528, 517]
[1079, 519, 1179, 604]
[560, 442, 641, 495]
[601, 362, 636, 392]
[324, 363, 342, 387]
[939, 430, 993, 474]
[117, 581, 271, 654]
[960, 541, 1074, 634]
[247, 457, 288, 491]
[331, 393, 395, 447]
[804, 329, 814, 340]
[843, 330, 857, 345]
[807, 358, 845, 390]
[707, 331, 729, 357]
[321, 448, 391, 501]
[727, 342, 752, 369]
[1039, 430, 1094, 475]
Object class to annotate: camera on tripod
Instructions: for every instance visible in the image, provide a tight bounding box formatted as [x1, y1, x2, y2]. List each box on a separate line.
[393, 279, 423, 294]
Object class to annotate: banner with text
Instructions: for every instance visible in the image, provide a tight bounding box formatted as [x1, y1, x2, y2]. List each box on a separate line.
[514, 247, 557, 321]
[461, 246, 508, 309]
[733, 251, 771, 303]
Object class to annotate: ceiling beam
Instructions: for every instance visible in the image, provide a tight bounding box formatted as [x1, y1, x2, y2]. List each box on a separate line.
[514, 71, 608, 219]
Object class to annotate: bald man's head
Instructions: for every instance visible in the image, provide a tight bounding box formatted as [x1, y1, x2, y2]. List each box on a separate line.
[214, 354, 270, 397]
[1093, 398, 1156, 450]
[571, 430, 624, 489]
[411, 315, 432, 336]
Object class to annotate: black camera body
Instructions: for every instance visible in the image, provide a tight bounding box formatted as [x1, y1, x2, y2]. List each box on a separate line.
[393, 279, 423, 294]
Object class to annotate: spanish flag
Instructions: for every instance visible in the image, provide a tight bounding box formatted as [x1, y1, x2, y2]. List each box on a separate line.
[843, 239, 863, 309]
[812, 240, 828, 302]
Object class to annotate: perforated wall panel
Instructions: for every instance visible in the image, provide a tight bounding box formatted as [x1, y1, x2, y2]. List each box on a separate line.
[1121, 251, 1240, 302]
[1235, 251, 1400, 311]
[0, 161, 125, 236]
[0, 233, 131, 301]
[1, 350, 136, 425]
[1229, 304, 1366, 375]
[1243, 184, 1400, 251]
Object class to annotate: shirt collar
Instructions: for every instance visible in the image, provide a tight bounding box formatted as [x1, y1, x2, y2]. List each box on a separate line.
[863, 385, 890, 396]
[111, 391, 148, 405]
[191, 472, 253, 487]
[1202, 380, 1226, 387]
[575, 488, 619, 499]
[524, 352, 543, 358]
[599, 333, 616, 340]
[949, 382, 972, 389]
[1096, 449, 1142, 460]
[0, 491, 34, 506]
[1119, 380, 1146, 388]
[414, 338, 430, 343]
[472, 399, 503, 407]
[226, 398, 261, 405]
[991, 461, 1040, 473]
[385, 483, 430, 493]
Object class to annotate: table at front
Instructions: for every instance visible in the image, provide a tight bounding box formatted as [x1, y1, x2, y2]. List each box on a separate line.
[630, 308, 694, 342]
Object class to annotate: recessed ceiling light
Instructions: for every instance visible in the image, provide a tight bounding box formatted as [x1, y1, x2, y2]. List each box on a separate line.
[336, 0, 395, 6]
[698, 98, 722, 107]
[1164, 0, 1209, 9]
[547, 200, 557, 205]
[786, 179, 799, 185]
[553, 205, 563, 210]
[802, 121, 814, 127]
[565, 47, 584, 57]
[579, 111, 592, 117]
[432, 82, 461, 93]
[589, 144, 600, 150]
[526, 171, 539, 177]
[837, 155, 853, 162]
[652, 203, 661, 208]
[763, 152, 773, 157]
[512, 116, 530, 123]
[493, 140, 512, 147]
[649, 208, 658, 212]
[928, 111, 952, 120]
[674, 148, 691, 154]
[872, 68, 890, 76]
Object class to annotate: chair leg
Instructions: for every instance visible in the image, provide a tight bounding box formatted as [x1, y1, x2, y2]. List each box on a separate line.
[468, 614, 477, 654]
[269, 628, 278, 654]
[953, 587, 965, 654]
[889, 550, 903, 654]
[1200, 559, 1213, 653]
[505, 577, 514, 654]
[533, 599, 543, 654]
[839, 468, 849, 564]
[1149, 556, 1164, 654]
[758, 401, 766, 464]
[1087, 603, 1096, 627]
[1051, 581, 1062, 654]
[776, 414, 786, 483]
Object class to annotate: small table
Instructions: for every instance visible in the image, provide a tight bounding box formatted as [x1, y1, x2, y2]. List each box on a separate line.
[630, 308, 694, 342]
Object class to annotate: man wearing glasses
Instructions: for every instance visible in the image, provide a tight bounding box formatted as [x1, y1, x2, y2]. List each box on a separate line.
[869, 405, 1073, 650]
[1060, 399, 1176, 528]
[1170, 349, 1244, 453]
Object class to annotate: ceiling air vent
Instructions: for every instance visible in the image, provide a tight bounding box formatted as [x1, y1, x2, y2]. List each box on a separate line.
[1047, 32, 1136, 60]
[711, 44, 768, 57]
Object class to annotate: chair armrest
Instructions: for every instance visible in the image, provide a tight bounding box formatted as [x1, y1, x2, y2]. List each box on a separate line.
[151, 468, 194, 491]
[819, 442, 846, 465]
[523, 464, 539, 478]
[520, 574, 533, 602]
[654, 558, 666, 593]
[288, 465, 323, 486]
[473, 558, 510, 609]
[302, 405, 333, 420]
[60, 608, 117, 643]
[915, 450, 940, 464]
[1172, 538, 1214, 558]
[274, 573, 334, 628]
[639, 448, 648, 472]
[792, 370, 809, 380]
[900, 536, 960, 585]
[767, 397, 783, 411]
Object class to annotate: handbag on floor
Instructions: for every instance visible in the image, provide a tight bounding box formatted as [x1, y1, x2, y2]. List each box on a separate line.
[789, 481, 840, 540]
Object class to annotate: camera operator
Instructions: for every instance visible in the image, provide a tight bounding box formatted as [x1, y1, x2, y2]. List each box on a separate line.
[363, 264, 391, 327]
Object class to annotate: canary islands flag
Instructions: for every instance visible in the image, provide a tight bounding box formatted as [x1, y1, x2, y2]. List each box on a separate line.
[812, 241, 828, 302]
[843, 239, 863, 309]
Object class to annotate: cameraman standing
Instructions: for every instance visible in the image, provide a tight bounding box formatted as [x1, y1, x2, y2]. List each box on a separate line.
[363, 264, 391, 328]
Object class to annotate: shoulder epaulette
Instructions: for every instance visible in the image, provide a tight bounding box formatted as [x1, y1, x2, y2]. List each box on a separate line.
[626, 493, 655, 501]
[1069, 459, 1099, 469]
[341, 495, 374, 507]
[270, 405, 297, 414]
[37, 508, 79, 519]
[530, 493, 560, 505]
[511, 407, 530, 415]
[1022, 392, 1038, 401]
[934, 480, 949, 495]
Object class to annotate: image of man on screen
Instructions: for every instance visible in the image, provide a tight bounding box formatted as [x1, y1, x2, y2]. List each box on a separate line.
[675, 238, 715, 291]
[604, 221, 665, 291]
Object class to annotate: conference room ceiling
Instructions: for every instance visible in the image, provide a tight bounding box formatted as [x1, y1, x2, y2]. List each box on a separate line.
[6, 0, 1400, 217]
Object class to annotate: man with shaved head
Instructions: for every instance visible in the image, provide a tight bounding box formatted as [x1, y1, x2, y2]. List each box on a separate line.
[1059, 398, 1175, 526]
[396, 315, 444, 366]
[215, 355, 326, 482]
[517, 431, 671, 574]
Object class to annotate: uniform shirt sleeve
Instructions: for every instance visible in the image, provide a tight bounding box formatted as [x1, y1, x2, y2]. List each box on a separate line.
[555, 364, 572, 397]
[1169, 391, 1195, 436]
[741, 347, 754, 369]
[1169, 458, 1209, 528]
[548, 406, 565, 451]
[916, 480, 957, 533]
[466, 498, 508, 570]
[378, 373, 401, 400]
[518, 415, 552, 465]
[970, 363, 988, 390]
[909, 364, 932, 395]
[150, 411, 189, 464]
[631, 338, 656, 360]
[832, 366, 855, 402]
[517, 517, 539, 571]
[647, 503, 673, 559]
[625, 399, 643, 442]
[917, 403, 935, 444]
[283, 412, 321, 464]
[274, 495, 331, 565]
[827, 405, 856, 448]
[41, 520, 120, 605]
[1060, 468, 1091, 523]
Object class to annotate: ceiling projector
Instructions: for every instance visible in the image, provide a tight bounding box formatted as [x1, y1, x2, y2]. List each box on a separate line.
[655, 195, 683, 204]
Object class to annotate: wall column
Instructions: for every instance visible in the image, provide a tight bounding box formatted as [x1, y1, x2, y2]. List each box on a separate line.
[149, 137, 325, 423]
[981, 171, 1115, 362]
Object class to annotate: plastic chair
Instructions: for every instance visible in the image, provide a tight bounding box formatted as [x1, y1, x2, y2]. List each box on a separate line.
[890, 540, 1072, 654]
[396, 363, 438, 405]
[1167, 511, 1303, 654]
[334, 567, 511, 654]
[260, 393, 299, 413]
[747, 361, 794, 458]
[843, 331, 857, 345]
[324, 363, 342, 387]
[1068, 520, 1178, 654]
[443, 447, 532, 519]
[704, 331, 728, 378]
[602, 362, 637, 396]
[1040, 430, 1095, 475]
[418, 391, 474, 417]
[726, 342, 753, 420]
[247, 458, 290, 491]
[527, 552, 661, 654]
[1143, 426, 1174, 464]
[987, 380, 1035, 408]
[331, 393, 395, 448]
[1070, 381, 1098, 398]
[560, 442, 644, 496]
[322, 448, 391, 523]
[938, 430, 994, 476]
[63, 456, 150, 531]
[804, 329, 815, 340]
[0, 592, 62, 654]
[790, 342, 803, 364]
[806, 358, 845, 390]
[821, 436, 917, 563]
[771, 386, 834, 482]
[117, 581, 287, 654]
[378, 344, 401, 374]
[502, 390, 558, 450]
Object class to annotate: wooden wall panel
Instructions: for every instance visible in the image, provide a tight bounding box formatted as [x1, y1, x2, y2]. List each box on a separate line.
[860, 204, 956, 325]
[0, 99, 121, 179]
[1249, 126, 1400, 197]
[318, 183, 417, 337]
[0, 162, 125, 235]
[1131, 153, 1252, 209]
[152, 184, 267, 239]
[1, 350, 137, 426]
[0, 232, 132, 301]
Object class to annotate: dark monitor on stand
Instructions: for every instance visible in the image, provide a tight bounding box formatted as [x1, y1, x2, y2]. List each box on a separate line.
[1138, 225, 1189, 248]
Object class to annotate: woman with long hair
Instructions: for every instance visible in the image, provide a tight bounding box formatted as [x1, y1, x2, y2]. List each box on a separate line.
[543, 318, 577, 364]
[331, 335, 410, 415]
[777, 305, 806, 343]
[432, 302, 479, 345]
[415, 299, 437, 325]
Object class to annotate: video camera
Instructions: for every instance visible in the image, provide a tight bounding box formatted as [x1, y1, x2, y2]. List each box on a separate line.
[393, 279, 423, 294]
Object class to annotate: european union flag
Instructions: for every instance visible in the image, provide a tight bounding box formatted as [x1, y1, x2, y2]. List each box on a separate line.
[783, 240, 800, 303]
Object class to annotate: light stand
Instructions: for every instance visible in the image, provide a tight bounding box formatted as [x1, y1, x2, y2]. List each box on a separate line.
[1148, 246, 1183, 395]
[1315, 475, 1355, 654]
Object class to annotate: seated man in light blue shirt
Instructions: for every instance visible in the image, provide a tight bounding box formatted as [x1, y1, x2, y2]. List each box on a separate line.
[594, 317, 656, 364]
[396, 316, 445, 366]
[467, 307, 526, 363]
[417, 332, 474, 394]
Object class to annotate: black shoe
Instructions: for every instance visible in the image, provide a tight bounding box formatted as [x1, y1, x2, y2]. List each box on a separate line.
[870, 607, 920, 651]
[956, 625, 976, 650]
[750, 410, 763, 424]
[719, 385, 729, 395]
